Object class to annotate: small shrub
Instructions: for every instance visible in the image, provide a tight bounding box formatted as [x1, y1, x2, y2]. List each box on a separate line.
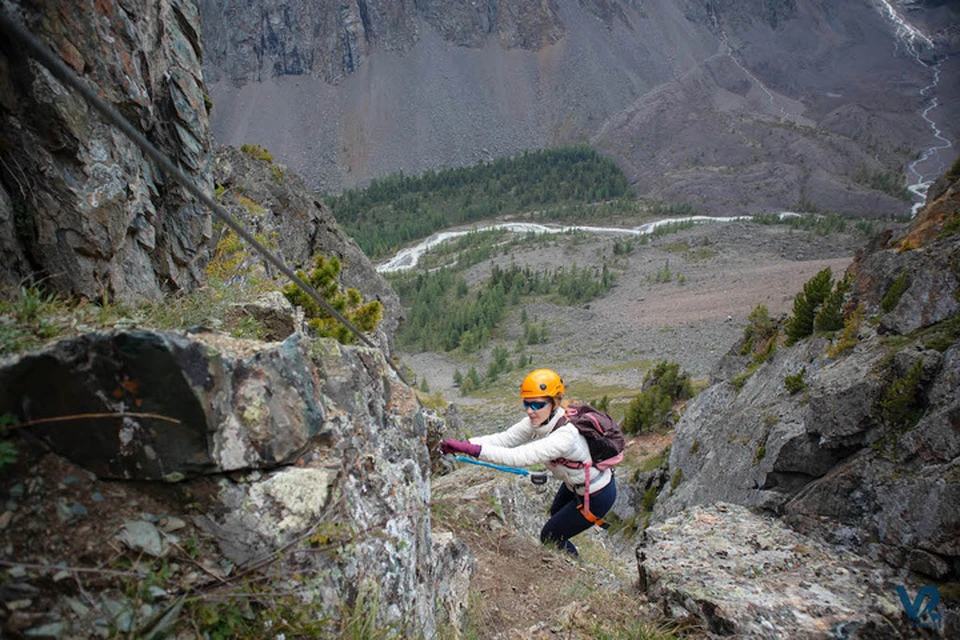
[670, 469, 683, 491]
[283, 255, 383, 345]
[641, 485, 660, 511]
[742, 303, 778, 361]
[815, 276, 851, 332]
[731, 362, 761, 392]
[270, 165, 284, 185]
[920, 316, 960, 352]
[623, 361, 693, 434]
[881, 271, 910, 313]
[784, 367, 807, 395]
[827, 305, 865, 357]
[689, 438, 700, 454]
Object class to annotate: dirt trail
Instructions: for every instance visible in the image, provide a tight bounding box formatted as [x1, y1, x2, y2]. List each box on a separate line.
[432, 432, 677, 639]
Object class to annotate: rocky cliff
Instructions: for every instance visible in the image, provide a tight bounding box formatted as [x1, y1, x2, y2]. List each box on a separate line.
[0, 0, 400, 344]
[210, 145, 403, 346]
[202, 0, 958, 218]
[0, 0, 213, 301]
[653, 171, 960, 590]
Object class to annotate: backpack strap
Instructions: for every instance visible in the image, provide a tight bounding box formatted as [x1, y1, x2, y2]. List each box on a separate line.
[576, 462, 611, 528]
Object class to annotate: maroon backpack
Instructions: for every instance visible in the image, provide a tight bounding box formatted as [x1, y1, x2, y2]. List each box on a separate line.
[554, 402, 625, 467]
[550, 402, 626, 528]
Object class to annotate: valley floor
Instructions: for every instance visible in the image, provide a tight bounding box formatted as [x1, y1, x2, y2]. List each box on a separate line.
[401, 219, 874, 431]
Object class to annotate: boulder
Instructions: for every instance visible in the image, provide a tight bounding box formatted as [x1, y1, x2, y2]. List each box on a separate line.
[654, 189, 960, 582]
[0, 326, 468, 636]
[638, 504, 920, 637]
[0, 328, 413, 481]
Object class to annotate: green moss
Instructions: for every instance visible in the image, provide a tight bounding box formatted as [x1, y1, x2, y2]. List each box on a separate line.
[754, 443, 766, 465]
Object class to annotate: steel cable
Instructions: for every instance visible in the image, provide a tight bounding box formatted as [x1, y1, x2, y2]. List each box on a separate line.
[0, 11, 410, 385]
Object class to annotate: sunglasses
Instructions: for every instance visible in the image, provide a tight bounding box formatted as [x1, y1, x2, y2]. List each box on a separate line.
[523, 400, 550, 411]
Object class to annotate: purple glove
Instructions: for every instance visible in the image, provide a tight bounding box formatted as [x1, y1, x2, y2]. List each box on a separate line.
[440, 439, 481, 457]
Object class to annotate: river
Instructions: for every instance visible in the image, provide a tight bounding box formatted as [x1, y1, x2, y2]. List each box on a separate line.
[376, 214, 802, 273]
[875, 0, 954, 215]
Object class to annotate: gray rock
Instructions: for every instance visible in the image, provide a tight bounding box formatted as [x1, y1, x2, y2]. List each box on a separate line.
[116, 520, 164, 557]
[157, 517, 187, 533]
[431, 531, 475, 633]
[228, 291, 300, 342]
[24, 622, 67, 639]
[639, 504, 907, 637]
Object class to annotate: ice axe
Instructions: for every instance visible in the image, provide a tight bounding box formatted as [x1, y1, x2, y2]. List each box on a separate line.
[451, 455, 549, 485]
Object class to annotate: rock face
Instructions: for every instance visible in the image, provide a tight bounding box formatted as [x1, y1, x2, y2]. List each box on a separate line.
[0, 327, 468, 635]
[202, 0, 959, 218]
[202, 0, 565, 86]
[638, 503, 920, 637]
[0, 0, 214, 301]
[653, 177, 960, 584]
[211, 145, 403, 346]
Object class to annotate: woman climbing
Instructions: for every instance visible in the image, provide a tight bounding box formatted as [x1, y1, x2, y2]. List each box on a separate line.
[440, 368, 618, 557]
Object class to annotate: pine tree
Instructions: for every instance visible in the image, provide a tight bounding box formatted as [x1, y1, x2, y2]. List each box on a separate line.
[283, 255, 383, 345]
[786, 268, 833, 345]
[815, 276, 851, 332]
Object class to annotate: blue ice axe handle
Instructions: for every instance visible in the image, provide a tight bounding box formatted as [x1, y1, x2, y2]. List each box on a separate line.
[453, 455, 549, 484]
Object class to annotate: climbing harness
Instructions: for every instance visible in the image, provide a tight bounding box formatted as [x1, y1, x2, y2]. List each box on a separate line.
[452, 455, 549, 485]
[0, 11, 410, 386]
[549, 458, 611, 529]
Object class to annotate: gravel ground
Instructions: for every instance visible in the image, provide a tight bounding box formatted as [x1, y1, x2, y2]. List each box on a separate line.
[399, 220, 881, 430]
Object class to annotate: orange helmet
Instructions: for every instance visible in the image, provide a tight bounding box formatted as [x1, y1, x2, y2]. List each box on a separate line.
[520, 369, 564, 399]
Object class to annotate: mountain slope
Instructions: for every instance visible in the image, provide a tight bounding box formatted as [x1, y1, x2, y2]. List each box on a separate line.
[202, 0, 958, 218]
[593, 0, 960, 217]
[201, 0, 718, 191]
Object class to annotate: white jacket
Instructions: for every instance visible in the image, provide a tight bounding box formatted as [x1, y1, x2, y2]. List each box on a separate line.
[469, 407, 612, 495]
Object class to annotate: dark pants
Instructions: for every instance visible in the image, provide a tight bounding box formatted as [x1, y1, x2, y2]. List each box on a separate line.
[540, 474, 617, 557]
